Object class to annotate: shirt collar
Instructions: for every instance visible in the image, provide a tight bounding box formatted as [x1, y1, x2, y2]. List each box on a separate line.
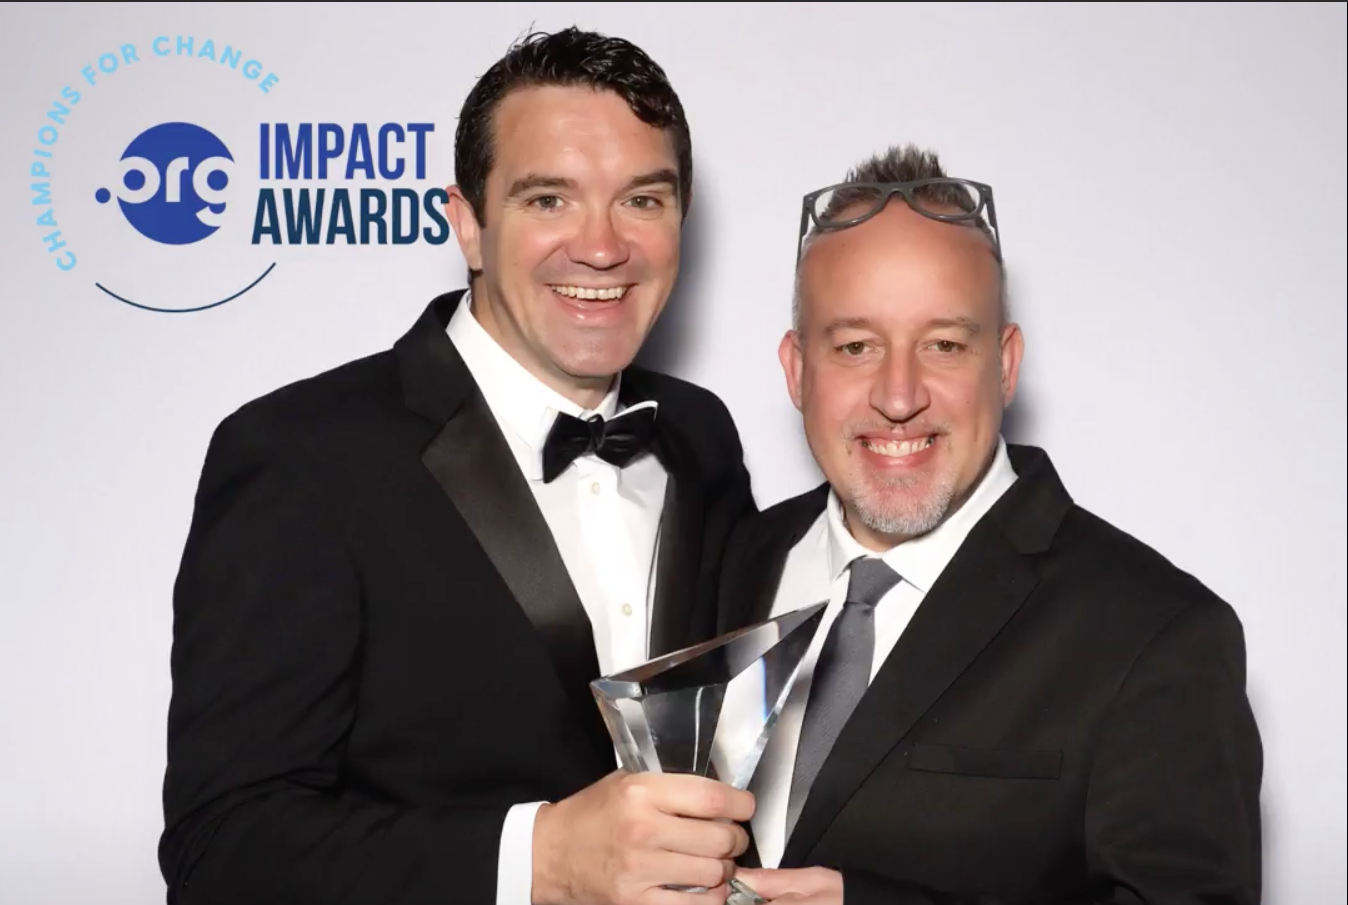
[824, 436, 1019, 593]
[446, 290, 623, 480]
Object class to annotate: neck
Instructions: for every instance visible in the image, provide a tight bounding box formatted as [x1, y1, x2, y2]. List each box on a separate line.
[546, 369, 613, 412]
[470, 285, 615, 411]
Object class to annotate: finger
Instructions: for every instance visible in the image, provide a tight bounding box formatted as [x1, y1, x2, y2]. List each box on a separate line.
[640, 850, 738, 894]
[643, 773, 756, 821]
[646, 883, 733, 905]
[732, 868, 810, 899]
[652, 812, 749, 859]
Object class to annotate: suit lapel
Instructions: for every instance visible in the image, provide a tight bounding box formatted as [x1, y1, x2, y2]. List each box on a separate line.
[647, 422, 704, 657]
[780, 445, 1069, 866]
[617, 372, 714, 659]
[741, 485, 831, 630]
[397, 291, 613, 767]
[781, 527, 1038, 865]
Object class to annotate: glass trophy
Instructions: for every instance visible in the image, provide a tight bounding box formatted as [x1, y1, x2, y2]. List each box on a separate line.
[590, 602, 828, 905]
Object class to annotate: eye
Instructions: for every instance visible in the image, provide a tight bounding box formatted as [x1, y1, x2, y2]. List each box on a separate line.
[838, 341, 869, 356]
[626, 194, 666, 211]
[527, 194, 563, 211]
[929, 340, 965, 353]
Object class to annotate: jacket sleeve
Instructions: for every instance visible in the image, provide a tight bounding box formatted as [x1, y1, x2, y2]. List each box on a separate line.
[159, 404, 510, 905]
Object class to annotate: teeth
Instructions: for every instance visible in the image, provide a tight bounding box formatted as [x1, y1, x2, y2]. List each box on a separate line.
[550, 285, 628, 301]
[862, 436, 935, 458]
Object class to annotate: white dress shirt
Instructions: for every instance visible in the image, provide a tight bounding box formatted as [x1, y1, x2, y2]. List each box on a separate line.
[748, 438, 1019, 869]
[442, 292, 668, 905]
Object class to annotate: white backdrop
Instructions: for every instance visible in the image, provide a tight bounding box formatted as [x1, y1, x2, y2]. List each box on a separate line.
[1, 3, 1344, 903]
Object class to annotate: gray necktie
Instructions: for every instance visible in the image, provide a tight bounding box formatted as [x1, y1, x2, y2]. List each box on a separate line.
[786, 556, 901, 838]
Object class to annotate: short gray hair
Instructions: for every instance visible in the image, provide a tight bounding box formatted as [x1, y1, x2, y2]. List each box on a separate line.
[792, 142, 1007, 331]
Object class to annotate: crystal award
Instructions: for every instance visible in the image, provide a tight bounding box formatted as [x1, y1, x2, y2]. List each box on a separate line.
[591, 602, 828, 905]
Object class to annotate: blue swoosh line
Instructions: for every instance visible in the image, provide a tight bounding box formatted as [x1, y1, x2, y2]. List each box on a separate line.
[95, 262, 278, 313]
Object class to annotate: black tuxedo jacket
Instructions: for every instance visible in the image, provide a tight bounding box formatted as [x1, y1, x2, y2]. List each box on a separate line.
[158, 290, 756, 904]
[718, 444, 1262, 905]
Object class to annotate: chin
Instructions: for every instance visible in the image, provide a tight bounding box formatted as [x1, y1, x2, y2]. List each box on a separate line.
[848, 471, 957, 540]
[555, 348, 638, 381]
[852, 495, 951, 540]
[557, 330, 645, 368]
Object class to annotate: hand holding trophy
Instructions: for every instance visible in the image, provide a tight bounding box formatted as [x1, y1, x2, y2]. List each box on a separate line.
[591, 603, 828, 905]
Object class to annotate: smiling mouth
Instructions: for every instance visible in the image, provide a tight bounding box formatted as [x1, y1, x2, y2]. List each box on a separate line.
[861, 435, 936, 458]
[549, 284, 629, 301]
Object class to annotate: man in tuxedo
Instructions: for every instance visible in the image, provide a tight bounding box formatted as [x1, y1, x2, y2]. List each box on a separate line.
[158, 28, 757, 905]
[720, 144, 1263, 904]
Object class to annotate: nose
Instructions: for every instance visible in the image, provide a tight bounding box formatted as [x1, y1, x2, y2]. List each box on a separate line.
[567, 207, 630, 270]
[869, 347, 931, 423]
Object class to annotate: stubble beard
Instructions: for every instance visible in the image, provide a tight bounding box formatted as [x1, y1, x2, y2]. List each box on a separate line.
[846, 466, 957, 542]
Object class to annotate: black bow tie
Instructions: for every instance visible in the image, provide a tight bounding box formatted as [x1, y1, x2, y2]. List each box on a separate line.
[541, 405, 658, 483]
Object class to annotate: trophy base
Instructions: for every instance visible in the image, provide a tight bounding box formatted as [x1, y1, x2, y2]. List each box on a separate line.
[726, 876, 769, 905]
[663, 878, 766, 905]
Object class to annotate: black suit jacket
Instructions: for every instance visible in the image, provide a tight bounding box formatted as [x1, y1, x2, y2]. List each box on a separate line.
[718, 444, 1262, 905]
[159, 290, 756, 904]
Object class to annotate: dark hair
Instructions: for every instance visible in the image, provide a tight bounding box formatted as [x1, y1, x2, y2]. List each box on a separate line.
[454, 27, 693, 226]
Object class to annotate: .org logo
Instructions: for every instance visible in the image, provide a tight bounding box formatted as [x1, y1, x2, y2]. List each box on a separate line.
[99, 121, 235, 245]
[31, 35, 450, 314]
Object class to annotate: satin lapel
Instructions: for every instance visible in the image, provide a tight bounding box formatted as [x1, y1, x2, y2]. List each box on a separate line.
[780, 523, 1040, 867]
[420, 384, 614, 767]
[643, 409, 706, 658]
[735, 485, 831, 632]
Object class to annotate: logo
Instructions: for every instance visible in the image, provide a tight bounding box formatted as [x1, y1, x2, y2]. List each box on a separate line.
[101, 121, 235, 245]
[250, 122, 447, 247]
[29, 36, 450, 313]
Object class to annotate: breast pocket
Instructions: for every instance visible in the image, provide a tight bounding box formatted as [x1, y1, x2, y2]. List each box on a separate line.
[907, 742, 1062, 780]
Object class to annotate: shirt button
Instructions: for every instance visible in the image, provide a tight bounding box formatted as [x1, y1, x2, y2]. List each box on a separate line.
[621, 603, 633, 617]
[590, 482, 602, 495]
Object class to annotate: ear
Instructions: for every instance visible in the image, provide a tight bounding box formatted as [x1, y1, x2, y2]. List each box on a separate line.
[778, 329, 805, 413]
[999, 322, 1024, 407]
[444, 185, 484, 272]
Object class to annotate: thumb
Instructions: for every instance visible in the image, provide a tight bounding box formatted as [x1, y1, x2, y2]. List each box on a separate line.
[734, 868, 801, 899]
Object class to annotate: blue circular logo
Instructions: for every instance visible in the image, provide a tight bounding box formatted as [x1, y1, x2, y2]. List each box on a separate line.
[97, 122, 234, 245]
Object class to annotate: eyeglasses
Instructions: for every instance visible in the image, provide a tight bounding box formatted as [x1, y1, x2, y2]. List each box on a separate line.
[796, 177, 1001, 265]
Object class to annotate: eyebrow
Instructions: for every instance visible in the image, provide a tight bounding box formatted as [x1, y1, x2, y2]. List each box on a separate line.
[823, 315, 984, 335]
[623, 168, 679, 193]
[506, 174, 576, 199]
[505, 169, 679, 200]
[824, 317, 877, 335]
[929, 316, 982, 336]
